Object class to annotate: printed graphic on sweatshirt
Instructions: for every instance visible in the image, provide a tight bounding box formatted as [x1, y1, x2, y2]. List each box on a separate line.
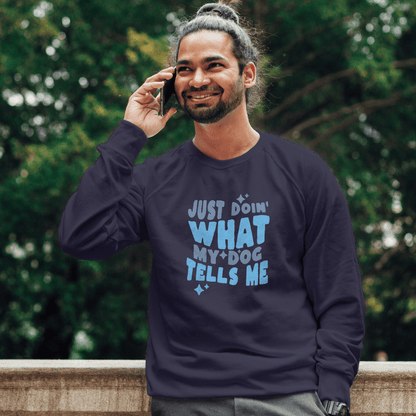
[186, 194, 270, 295]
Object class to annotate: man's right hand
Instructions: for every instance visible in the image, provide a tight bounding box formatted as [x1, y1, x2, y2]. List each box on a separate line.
[124, 67, 177, 138]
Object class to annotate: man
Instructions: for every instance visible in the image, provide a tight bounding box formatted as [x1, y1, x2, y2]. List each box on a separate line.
[59, 2, 365, 415]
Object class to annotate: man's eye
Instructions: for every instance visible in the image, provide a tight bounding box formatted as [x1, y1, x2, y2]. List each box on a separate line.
[177, 63, 223, 72]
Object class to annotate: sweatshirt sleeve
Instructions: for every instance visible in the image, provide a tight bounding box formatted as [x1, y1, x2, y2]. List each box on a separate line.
[302, 153, 366, 409]
[59, 120, 149, 260]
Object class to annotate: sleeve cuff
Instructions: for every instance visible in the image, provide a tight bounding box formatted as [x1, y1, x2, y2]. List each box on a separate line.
[318, 368, 352, 408]
[97, 120, 148, 165]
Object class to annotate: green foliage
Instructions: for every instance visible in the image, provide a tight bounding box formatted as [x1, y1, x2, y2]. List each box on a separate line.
[1, 0, 415, 362]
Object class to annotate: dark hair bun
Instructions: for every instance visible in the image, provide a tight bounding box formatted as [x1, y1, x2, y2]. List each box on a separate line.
[196, 3, 239, 25]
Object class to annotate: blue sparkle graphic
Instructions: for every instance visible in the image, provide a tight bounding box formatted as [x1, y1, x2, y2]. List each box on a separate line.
[194, 284, 204, 296]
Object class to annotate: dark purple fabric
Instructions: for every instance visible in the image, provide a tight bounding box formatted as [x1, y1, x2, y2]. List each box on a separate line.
[59, 120, 365, 408]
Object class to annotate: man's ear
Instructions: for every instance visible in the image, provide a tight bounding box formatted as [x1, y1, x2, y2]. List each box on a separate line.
[243, 62, 256, 88]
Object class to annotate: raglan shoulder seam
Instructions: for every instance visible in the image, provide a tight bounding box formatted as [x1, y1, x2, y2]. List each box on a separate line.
[262, 142, 306, 205]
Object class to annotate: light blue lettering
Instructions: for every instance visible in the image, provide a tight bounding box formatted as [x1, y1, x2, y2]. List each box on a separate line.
[216, 200, 225, 219]
[206, 266, 216, 282]
[260, 260, 268, 285]
[207, 200, 216, 220]
[253, 215, 270, 244]
[193, 245, 207, 262]
[246, 263, 259, 286]
[241, 203, 250, 214]
[189, 200, 226, 220]
[217, 267, 227, 284]
[208, 249, 219, 264]
[206, 200, 225, 220]
[196, 263, 206, 281]
[186, 258, 196, 281]
[188, 200, 197, 218]
[240, 249, 251, 264]
[231, 202, 240, 216]
[217, 220, 235, 250]
[229, 267, 238, 285]
[252, 246, 262, 262]
[256, 202, 266, 213]
[188, 221, 216, 247]
[228, 251, 239, 265]
[236, 217, 254, 249]
[197, 200, 207, 220]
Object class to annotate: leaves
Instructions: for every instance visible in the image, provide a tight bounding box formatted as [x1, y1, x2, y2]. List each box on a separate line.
[0, 0, 415, 361]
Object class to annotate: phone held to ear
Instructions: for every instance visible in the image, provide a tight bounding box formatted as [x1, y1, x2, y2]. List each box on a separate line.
[159, 67, 177, 117]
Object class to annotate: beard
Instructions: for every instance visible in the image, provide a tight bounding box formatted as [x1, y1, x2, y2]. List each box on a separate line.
[177, 75, 245, 124]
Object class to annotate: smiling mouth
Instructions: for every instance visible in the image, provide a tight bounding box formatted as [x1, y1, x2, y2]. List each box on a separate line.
[187, 93, 220, 101]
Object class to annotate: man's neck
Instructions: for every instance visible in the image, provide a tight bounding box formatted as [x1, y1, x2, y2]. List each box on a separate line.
[192, 113, 260, 161]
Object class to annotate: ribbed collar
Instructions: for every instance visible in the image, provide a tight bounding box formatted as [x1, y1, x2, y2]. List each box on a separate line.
[186, 131, 264, 169]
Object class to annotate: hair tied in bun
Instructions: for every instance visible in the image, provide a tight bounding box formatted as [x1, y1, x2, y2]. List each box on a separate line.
[217, 0, 241, 7]
[196, 0, 241, 25]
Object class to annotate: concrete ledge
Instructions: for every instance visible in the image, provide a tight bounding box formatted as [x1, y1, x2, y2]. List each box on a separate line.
[0, 360, 149, 415]
[350, 362, 416, 416]
[0, 361, 415, 415]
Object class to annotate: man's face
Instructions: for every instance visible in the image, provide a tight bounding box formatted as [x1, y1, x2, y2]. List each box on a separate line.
[174, 30, 246, 124]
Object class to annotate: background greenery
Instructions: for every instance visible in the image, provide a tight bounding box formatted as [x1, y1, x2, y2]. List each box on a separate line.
[0, 0, 415, 360]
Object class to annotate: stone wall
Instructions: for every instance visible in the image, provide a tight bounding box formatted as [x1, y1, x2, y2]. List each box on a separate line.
[0, 360, 415, 415]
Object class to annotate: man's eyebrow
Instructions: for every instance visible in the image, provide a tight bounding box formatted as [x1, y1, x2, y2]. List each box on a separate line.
[176, 56, 229, 66]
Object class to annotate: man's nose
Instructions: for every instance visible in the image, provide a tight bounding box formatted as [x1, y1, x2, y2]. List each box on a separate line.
[189, 68, 210, 88]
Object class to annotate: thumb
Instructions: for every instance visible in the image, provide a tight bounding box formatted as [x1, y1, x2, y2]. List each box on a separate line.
[162, 107, 177, 123]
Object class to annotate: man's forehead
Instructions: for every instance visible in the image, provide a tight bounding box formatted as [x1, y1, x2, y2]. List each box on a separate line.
[176, 30, 234, 64]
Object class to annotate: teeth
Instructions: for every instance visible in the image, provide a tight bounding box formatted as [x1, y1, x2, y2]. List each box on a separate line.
[189, 94, 218, 99]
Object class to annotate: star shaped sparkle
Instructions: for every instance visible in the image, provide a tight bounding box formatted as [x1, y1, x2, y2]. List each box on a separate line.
[194, 284, 204, 296]
[237, 194, 245, 204]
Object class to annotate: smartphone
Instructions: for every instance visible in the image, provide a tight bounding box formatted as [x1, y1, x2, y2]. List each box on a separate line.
[159, 67, 177, 117]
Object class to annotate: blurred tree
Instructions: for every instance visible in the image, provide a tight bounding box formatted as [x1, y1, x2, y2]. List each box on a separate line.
[0, 0, 415, 360]
[0, 0, 188, 359]
[247, 0, 416, 361]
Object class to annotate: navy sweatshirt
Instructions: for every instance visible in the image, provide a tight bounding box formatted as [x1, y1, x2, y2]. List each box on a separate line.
[59, 120, 365, 407]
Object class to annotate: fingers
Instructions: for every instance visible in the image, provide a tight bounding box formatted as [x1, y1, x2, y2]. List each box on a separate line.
[126, 67, 176, 123]
[161, 107, 178, 126]
[133, 67, 175, 97]
[134, 89, 161, 107]
[148, 66, 175, 81]
[135, 81, 164, 98]
[142, 81, 165, 95]
[143, 68, 175, 87]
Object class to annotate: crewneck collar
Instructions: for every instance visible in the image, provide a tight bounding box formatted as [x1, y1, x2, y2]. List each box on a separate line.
[187, 131, 264, 169]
